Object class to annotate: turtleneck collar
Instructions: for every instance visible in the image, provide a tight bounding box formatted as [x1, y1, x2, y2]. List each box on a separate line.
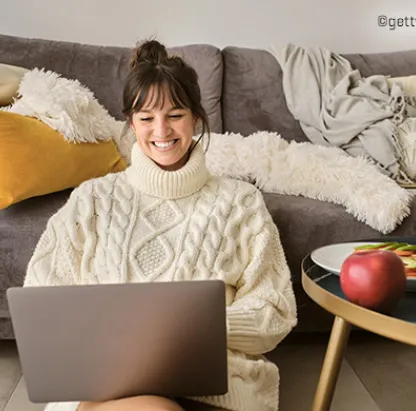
[125, 142, 211, 199]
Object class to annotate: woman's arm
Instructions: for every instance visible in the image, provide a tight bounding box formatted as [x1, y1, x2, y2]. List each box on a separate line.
[226, 189, 298, 355]
[24, 190, 84, 287]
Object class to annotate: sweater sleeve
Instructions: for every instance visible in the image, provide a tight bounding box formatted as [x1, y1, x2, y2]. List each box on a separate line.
[226, 189, 298, 355]
[23, 191, 83, 287]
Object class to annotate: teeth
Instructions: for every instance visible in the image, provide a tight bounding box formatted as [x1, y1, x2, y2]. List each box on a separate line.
[154, 140, 176, 148]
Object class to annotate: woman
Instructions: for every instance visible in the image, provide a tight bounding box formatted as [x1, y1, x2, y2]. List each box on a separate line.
[24, 40, 297, 411]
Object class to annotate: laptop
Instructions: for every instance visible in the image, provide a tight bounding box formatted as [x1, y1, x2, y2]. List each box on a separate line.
[7, 280, 228, 403]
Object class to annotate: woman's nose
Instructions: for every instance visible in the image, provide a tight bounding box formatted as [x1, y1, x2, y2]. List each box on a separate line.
[154, 118, 171, 138]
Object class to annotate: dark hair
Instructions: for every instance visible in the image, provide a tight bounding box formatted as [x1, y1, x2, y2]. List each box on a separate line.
[122, 39, 210, 151]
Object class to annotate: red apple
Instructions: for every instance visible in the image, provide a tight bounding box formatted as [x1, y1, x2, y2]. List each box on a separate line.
[340, 249, 406, 313]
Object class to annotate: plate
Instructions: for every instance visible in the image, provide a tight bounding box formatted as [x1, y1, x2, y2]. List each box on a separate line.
[311, 242, 369, 275]
[311, 242, 416, 284]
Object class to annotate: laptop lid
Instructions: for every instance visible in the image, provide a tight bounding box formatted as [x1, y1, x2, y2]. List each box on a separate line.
[7, 280, 228, 403]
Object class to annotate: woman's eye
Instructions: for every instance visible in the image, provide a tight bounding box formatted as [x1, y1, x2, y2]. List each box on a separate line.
[140, 117, 152, 122]
[169, 114, 183, 119]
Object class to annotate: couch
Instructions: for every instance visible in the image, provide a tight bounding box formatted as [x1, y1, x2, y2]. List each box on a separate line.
[1, 33, 416, 339]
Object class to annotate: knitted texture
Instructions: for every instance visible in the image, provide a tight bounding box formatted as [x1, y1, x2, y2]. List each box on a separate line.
[25, 143, 297, 411]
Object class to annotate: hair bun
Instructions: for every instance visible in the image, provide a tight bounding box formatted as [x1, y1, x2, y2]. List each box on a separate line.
[130, 40, 168, 69]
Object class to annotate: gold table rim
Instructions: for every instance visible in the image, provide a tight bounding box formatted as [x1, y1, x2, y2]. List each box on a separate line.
[301, 255, 416, 347]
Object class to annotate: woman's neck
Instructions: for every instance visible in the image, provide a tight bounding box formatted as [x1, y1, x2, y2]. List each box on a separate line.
[125, 142, 211, 199]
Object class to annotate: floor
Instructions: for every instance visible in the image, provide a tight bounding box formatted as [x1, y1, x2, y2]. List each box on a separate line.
[1, 331, 416, 411]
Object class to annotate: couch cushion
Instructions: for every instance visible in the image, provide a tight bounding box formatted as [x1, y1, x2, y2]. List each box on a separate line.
[344, 49, 416, 78]
[222, 47, 308, 142]
[0, 34, 223, 133]
[262, 192, 416, 282]
[222, 46, 416, 141]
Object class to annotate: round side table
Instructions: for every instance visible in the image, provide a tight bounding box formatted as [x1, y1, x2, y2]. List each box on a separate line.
[302, 253, 416, 411]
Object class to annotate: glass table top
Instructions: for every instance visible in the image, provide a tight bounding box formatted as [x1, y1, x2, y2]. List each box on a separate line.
[303, 254, 416, 325]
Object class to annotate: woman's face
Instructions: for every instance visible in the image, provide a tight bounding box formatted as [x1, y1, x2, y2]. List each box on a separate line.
[131, 87, 196, 171]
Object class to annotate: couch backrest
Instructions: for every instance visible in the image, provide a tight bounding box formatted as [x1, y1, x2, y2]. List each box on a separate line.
[4, 33, 416, 141]
[222, 46, 416, 142]
[221, 46, 307, 142]
[0, 34, 223, 133]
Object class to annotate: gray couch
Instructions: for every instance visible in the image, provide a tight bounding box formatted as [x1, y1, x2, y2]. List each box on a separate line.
[1, 33, 416, 339]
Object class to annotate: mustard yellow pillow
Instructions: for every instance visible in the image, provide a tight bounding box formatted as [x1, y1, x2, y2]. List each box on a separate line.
[0, 63, 29, 106]
[0, 112, 126, 209]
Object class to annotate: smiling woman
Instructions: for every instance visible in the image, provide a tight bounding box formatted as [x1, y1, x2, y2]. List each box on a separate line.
[122, 40, 210, 171]
[23, 38, 297, 411]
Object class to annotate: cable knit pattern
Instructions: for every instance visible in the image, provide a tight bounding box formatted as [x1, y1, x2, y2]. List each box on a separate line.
[24, 142, 297, 411]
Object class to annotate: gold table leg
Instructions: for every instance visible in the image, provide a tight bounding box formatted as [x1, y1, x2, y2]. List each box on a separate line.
[312, 316, 351, 411]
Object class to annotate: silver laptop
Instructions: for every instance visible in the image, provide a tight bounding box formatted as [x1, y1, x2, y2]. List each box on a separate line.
[7, 280, 228, 403]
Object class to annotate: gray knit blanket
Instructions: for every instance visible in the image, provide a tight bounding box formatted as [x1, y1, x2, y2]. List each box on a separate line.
[278, 43, 416, 184]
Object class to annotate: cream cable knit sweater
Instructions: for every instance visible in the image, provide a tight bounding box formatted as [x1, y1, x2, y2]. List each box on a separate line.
[24, 142, 297, 411]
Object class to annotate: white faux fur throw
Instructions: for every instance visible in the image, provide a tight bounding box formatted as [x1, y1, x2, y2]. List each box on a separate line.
[206, 131, 412, 233]
[2, 68, 413, 234]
